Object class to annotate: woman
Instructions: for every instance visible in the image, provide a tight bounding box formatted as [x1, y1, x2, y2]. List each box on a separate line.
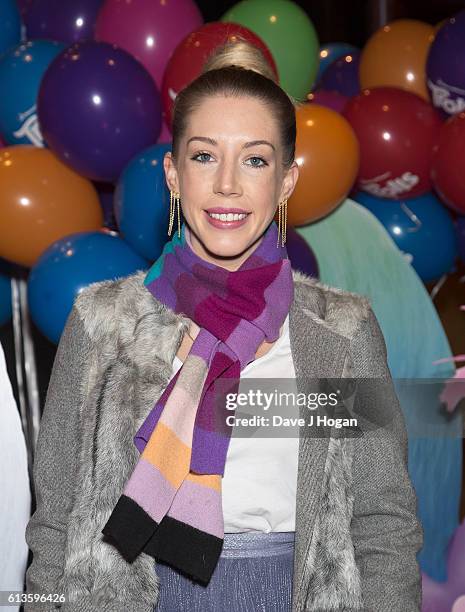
[24, 41, 423, 612]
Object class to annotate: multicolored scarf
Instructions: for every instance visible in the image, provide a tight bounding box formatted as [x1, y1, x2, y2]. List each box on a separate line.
[102, 220, 294, 585]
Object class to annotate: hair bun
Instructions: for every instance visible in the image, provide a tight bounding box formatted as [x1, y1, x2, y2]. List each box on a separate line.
[201, 39, 278, 84]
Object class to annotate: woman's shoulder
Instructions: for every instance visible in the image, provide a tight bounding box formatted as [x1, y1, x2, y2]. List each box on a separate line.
[291, 268, 373, 342]
[70, 269, 182, 344]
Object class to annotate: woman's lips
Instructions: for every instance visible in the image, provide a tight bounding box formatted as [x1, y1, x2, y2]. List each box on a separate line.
[204, 210, 250, 229]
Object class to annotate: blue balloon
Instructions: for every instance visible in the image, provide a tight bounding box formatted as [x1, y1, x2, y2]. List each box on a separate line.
[316, 42, 358, 82]
[0, 40, 65, 146]
[354, 191, 458, 282]
[114, 143, 171, 261]
[28, 231, 148, 344]
[0, 0, 21, 56]
[0, 272, 12, 326]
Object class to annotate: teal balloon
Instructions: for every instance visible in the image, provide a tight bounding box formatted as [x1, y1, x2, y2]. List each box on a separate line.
[353, 191, 457, 283]
[297, 198, 462, 581]
[0, 273, 12, 326]
[0, 0, 21, 56]
[0, 40, 65, 145]
[28, 231, 148, 344]
[221, 0, 319, 101]
[316, 42, 358, 81]
[114, 143, 171, 261]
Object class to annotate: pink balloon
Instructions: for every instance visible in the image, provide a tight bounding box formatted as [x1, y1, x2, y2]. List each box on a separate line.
[95, 0, 203, 90]
[308, 89, 350, 114]
[452, 596, 465, 612]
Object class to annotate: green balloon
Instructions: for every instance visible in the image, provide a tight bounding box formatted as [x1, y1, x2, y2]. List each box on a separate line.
[221, 0, 319, 101]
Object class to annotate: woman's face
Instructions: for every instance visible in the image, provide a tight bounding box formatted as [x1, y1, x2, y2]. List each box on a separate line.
[164, 95, 299, 270]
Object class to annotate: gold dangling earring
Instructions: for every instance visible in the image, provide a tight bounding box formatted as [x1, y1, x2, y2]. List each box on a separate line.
[168, 190, 181, 238]
[277, 198, 288, 247]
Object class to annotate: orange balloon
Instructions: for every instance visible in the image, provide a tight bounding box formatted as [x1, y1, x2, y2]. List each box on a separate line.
[0, 146, 103, 267]
[359, 19, 435, 101]
[286, 104, 359, 226]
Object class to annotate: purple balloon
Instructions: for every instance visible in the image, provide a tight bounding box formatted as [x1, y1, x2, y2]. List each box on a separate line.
[421, 520, 465, 612]
[427, 11, 465, 117]
[38, 41, 162, 182]
[318, 51, 361, 97]
[308, 89, 349, 114]
[286, 227, 319, 279]
[24, 0, 104, 43]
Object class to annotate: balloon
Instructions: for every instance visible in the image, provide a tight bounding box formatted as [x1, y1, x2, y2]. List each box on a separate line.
[0, 0, 21, 55]
[354, 190, 457, 282]
[285, 227, 319, 278]
[307, 89, 349, 114]
[288, 104, 359, 226]
[114, 143, 171, 261]
[427, 10, 465, 116]
[343, 87, 442, 199]
[24, 0, 104, 43]
[457, 217, 465, 264]
[37, 41, 162, 183]
[0, 40, 65, 146]
[421, 520, 465, 612]
[161, 22, 278, 130]
[28, 230, 147, 343]
[453, 596, 465, 612]
[431, 112, 465, 214]
[318, 51, 361, 97]
[360, 19, 435, 101]
[221, 0, 319, 101]
[95, 0, 203, 91]
[316, 42, 358, 81]
[0, 272, 12, 326]
[0, 146, 103, 267]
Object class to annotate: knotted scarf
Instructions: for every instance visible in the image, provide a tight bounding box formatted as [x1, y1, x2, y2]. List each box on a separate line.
[102, 220, 294, 585]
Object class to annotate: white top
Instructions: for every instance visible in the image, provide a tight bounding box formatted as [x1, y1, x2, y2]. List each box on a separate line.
[170, 313, 299, 533]
[0, 343, 31, 609]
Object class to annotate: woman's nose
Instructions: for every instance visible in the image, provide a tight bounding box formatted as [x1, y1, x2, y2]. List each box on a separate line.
[213, 160, 242, 197]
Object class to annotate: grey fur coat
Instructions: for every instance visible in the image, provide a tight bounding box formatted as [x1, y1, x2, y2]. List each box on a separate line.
[24, 268, 423, 612]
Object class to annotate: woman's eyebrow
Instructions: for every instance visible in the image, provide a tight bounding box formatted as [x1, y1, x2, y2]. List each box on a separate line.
[186, 136, 276, 151]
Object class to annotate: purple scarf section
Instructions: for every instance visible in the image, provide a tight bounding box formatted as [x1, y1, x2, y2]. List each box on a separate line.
[101, 220, 294, 584]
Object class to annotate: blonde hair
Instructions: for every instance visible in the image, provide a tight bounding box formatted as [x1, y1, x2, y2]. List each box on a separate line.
[171, 39, 296, 170]
[202, 39, 278, 83]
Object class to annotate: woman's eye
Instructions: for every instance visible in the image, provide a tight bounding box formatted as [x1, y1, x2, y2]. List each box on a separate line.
[246, 156, 267, 168]
[192, 152, 212, 163]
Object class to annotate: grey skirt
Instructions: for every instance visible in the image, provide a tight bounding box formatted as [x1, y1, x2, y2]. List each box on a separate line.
[153, 531, 295, 612]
